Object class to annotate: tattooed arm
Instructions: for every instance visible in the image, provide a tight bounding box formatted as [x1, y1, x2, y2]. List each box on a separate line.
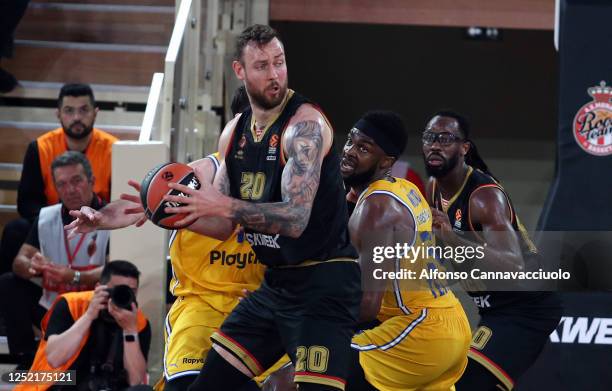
[165, 107, 331, 238]
[229, 113, 328, 238]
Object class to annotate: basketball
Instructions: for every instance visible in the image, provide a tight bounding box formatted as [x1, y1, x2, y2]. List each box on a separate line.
[140, 162, 201, 229]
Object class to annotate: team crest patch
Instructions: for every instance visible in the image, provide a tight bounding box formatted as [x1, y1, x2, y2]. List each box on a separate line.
[573, 81, 612, 156]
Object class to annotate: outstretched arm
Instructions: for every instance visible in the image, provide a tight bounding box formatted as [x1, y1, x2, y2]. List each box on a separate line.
[64, 190, 145, 237]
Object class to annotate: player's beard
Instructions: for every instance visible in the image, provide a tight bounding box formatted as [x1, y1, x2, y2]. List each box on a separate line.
[245, 79, 287, 110]
[343, 164, 378, 189]
[424, 152, 460, 178]
[62, 121, 94, 140]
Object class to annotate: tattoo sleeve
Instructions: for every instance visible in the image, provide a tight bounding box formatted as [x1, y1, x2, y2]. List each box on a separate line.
[214, 162, 231, 196]
[228, 120, 324, 237]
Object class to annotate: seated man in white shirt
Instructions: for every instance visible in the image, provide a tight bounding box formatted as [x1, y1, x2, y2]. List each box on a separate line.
[0, 151, 109, 368]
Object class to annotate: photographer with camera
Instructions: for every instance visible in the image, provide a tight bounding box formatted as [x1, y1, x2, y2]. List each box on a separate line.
[15, 260, 152, 391]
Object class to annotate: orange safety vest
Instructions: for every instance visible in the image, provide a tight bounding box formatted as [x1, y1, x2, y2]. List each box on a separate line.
[36, 128, 117, 204]
[14, 290, 148, 391]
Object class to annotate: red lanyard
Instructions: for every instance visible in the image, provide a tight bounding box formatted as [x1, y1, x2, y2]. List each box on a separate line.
[63, 231, 86, 267]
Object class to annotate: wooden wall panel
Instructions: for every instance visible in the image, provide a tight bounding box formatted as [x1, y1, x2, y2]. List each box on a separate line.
[270, 0, 555, 30]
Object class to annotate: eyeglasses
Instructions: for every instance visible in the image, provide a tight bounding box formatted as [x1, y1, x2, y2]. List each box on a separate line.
[422, 131, 464, 146]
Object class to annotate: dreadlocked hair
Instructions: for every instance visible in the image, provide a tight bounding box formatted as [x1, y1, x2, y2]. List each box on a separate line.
[433, 110, 495, 179]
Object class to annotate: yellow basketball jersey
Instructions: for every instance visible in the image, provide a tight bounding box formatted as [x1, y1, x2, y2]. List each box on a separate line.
[169, 227, 265, 313]
[356, 178, 459, 319]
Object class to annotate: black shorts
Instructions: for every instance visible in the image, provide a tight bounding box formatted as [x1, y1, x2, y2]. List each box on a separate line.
[467, 293, 562, 389]
[211, 260, 361, 390]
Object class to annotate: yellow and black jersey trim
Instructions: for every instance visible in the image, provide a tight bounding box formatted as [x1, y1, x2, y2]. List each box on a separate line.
[351, 309, 428, 352]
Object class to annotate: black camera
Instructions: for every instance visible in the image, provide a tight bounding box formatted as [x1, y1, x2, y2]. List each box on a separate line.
[106, 284, 136, 311]
[100, 285, 137, 323]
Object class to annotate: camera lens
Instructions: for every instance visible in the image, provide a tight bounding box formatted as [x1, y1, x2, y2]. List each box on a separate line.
[109, 285, 135, 310]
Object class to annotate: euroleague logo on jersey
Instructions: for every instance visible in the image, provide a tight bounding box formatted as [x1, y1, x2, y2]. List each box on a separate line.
[573, 81, 612, 156]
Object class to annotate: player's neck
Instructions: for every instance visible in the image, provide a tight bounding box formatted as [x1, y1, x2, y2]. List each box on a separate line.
[354, 172, 391, 196]
[436, 163, 469, 199]
[250, 91, 289, 129]
[65, 133, 93, 153]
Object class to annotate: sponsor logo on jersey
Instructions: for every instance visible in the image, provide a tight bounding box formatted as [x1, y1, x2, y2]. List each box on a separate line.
[473, 294, 491, 308]
[182, 357, 205, 365]
[268, 134, 279, 158]
[408, 190, 421, 207]
[573, 81, 612, 156]
[246, 233, 281, 249]
[209, 250, 259, 269]
[454, 209, 463, 229]
[549, 316, 612, 345]
[416, 209, 430, 225]
[269, 134, 279, 148]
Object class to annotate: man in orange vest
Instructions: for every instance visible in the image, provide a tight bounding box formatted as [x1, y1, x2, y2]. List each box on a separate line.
[14, 260, 151, 391]
[0, 151, 110, 370]
[0, 83, 117, 275]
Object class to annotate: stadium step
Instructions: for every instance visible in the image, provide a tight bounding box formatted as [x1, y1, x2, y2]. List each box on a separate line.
[16, 2, 174, 46]
[0, 206, 19, 238]
[2, 81, 150, 105]
[0, 164, 20, 206]
[33, 0, 174, 5]
[2, 40, 164, 87]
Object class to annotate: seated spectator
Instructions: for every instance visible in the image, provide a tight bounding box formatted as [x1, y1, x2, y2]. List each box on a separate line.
[0, 151, 109, 369]
[0, 83, 117, 275]
[14, 260, 151, 391]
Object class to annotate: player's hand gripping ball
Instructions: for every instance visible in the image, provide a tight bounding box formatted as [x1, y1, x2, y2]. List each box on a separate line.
[140, 162, 200, 229]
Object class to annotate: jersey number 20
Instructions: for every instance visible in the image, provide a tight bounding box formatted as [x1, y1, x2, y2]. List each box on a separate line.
[240, 172, 266, 200]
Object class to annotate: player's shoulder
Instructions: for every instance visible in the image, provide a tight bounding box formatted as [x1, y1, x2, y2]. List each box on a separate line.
[291, 104, 329, 129]
[358, 190, 405, 228]
[218, 114, 243, 158]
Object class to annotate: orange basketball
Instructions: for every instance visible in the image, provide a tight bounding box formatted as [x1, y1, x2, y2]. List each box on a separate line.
[140, 162, 200, 229]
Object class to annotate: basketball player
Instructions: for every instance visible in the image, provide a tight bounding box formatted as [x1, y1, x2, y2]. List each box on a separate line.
[162, 25, 360, 390]
[264, 111, 472, 391]
[65, 91, 290, 390]
[422, 111, 562, 390]
[65, 154, 265, 391]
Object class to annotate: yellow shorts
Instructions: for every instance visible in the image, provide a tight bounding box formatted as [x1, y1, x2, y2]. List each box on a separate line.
[155, 295, 289, 389]
[351, 303, 471, 391]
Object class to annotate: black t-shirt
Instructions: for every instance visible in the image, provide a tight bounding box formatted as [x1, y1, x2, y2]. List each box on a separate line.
[25, 196, 106, 250]
[44, 297, 151, 390]
[18, 141, 46, 221]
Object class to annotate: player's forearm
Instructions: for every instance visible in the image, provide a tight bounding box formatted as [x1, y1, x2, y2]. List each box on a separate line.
[97, 200, 143, 229]
[188, 217, 235, 241]
[227, 197, 311, 238]
[46, 315, 93, 367]
[123, 338, 147, 385]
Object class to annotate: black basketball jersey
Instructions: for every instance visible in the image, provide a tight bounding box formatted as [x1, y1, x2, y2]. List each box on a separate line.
[225, 91, 357, 267]
[432, 166, 552, 313]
